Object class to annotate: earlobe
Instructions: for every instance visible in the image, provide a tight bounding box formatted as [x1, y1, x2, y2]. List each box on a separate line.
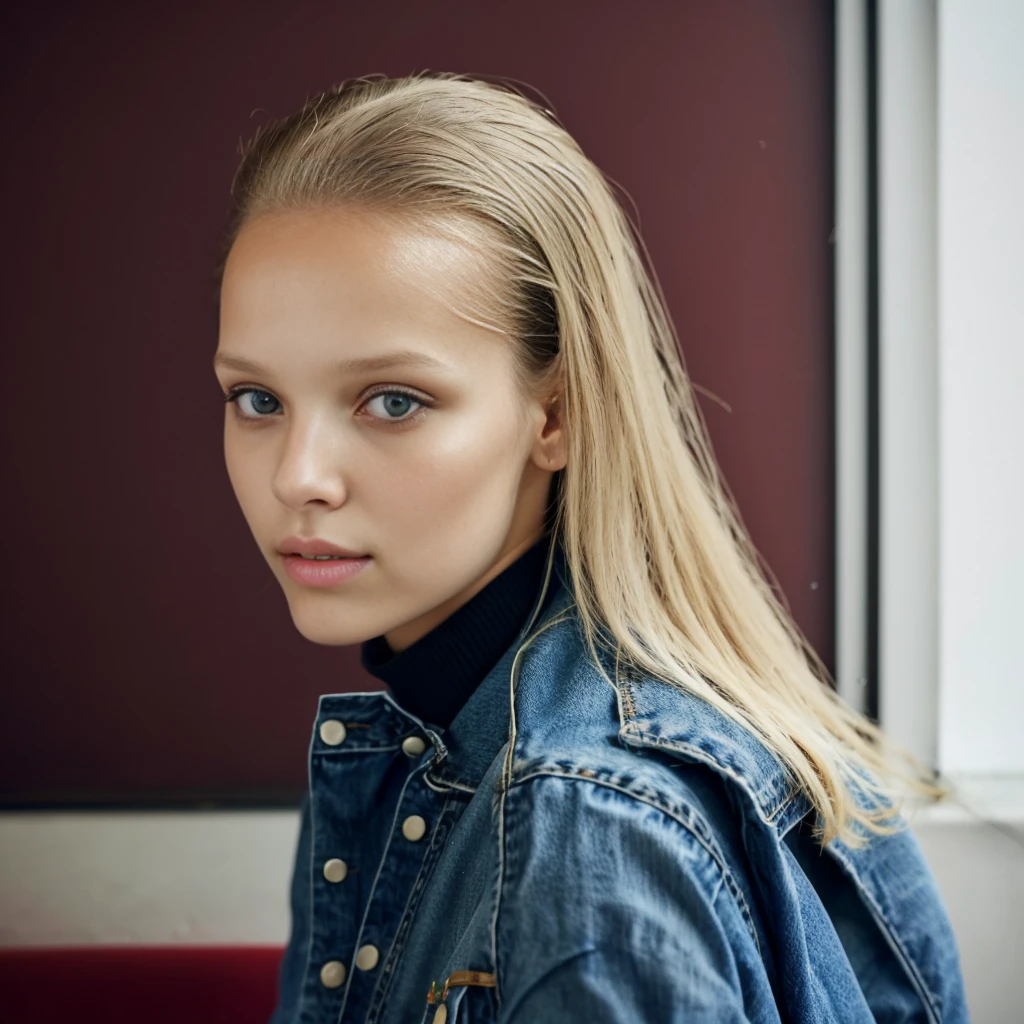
[539, 446, 567, 472]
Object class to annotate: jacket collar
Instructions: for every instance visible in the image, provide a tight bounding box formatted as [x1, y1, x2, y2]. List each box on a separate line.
[422, 540, 576, 794]
[615, 665, 812, 835]
[506, 582, 813, 836]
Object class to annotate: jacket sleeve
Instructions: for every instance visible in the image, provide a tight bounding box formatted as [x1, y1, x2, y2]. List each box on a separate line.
[268, 789, 313, 1024]
[494, 773, 758, 1024]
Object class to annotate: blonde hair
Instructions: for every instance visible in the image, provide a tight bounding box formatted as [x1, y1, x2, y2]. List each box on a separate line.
[216, 71, 941, 846]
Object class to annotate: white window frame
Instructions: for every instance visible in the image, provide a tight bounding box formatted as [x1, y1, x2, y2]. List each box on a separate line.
[836, 0, 940, 766]
[836, 0, 1024, 793]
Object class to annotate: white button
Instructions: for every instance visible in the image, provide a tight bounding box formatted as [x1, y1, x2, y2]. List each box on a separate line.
[355, 943, 380, 971]
[401, 735, 427, 756]
[323, 858, 348, 883]
[433, 1004, 449, 1024]
[319, 960, 346, 988]
[319, 719, 347, 745]
[401, 814, 427, 841]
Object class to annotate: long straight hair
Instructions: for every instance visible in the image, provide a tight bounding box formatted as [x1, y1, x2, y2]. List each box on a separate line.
[215, 71, 939, 846]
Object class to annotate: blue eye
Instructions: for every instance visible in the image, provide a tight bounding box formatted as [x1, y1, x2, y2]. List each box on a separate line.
[363, 389, 425, 422]
[225, 388, 280, 418]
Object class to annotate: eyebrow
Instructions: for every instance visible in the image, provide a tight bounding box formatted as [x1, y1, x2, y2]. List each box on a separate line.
[212, 350, 452, 376]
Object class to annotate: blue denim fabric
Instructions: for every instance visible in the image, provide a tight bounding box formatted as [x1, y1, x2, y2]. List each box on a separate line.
[270, 574, 969, 1023]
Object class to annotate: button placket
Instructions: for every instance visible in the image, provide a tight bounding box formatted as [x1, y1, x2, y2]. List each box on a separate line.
[306, 695, 449, 1022]
[341, 771, 456, 1023]
[305, 697, 407, 1015]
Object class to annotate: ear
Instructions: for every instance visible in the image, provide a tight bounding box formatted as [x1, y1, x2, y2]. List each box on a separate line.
[529, 390, 568, 472]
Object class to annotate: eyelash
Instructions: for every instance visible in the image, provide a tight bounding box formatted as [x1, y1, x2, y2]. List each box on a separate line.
[222, 386, 431, 427]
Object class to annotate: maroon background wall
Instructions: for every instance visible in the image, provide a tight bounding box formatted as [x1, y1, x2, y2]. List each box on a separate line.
[0, 0, 835, 805]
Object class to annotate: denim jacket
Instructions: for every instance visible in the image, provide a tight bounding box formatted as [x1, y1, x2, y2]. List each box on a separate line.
[270, 570, 969, 1023]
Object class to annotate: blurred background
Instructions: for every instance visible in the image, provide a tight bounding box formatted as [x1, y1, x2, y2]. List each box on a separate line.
[1, 1, 1020, 1021]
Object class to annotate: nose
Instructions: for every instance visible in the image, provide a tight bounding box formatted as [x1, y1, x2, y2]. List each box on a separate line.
[271, 412, 350, 511]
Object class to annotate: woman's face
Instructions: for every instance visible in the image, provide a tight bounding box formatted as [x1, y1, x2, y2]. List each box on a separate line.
[214, 205, 565, 652]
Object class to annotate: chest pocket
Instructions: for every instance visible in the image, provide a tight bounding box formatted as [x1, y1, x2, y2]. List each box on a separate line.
[419, 971, 497, 1024]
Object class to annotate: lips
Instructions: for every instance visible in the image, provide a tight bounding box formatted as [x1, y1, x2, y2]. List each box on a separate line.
[277, 535, 369, 558]
[281, 550, 372, 587]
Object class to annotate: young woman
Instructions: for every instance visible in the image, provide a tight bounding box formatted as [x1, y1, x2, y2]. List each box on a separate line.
[213, 73, 968, 1024]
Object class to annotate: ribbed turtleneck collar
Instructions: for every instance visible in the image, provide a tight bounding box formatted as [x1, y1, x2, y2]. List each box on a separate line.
[360, 532, 565, 730]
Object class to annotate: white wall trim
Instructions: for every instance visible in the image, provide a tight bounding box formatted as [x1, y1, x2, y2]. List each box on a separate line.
[0, 810, 300, 946]
[876, 0, 940, 769]
[908, 773, 1024, 827]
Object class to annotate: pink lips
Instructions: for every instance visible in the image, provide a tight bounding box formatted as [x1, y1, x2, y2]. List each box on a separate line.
[276, 536, 372, 587]
[281, 553, 372, 587]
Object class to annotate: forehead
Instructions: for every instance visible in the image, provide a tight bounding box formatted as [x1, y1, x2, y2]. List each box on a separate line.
[220, 205, 504, 337]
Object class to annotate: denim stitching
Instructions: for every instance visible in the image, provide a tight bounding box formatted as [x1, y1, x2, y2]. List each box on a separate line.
[508, 767, 761, 951]
[490, 579, 578, 1016]
[363, 795, 456, 1024]
[826, 841, 943, 1024]
[616, 655, 805, 817]
[619, 724, 788, 830]
[333, 764, 425, 1022]
[618, 671, 639, 722]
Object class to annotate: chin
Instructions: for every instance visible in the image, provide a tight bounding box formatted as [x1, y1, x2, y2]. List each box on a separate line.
[289, 616, 369, 647]
[283, 599, 375, 647]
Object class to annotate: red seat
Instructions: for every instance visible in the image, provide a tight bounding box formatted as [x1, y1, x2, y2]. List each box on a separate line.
[0, 945, 284, 1023]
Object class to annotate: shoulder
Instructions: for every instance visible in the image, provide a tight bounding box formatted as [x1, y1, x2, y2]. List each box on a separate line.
[494, 763, 762, 1019]
[493, 621, 786, 1021]
[498, 757, 762, 949]
[496, 601, 781, 968]
[508, 596, 811, 841]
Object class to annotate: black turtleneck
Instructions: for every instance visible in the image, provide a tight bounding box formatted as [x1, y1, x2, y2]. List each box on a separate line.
[360, 532, 566, 729]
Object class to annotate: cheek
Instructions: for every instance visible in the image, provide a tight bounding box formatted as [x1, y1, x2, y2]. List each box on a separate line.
[374, 409, 527, 536]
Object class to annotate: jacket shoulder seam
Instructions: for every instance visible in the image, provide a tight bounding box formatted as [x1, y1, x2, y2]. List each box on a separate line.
[617, 672, 802, 830]
[506, 767, 761, 953]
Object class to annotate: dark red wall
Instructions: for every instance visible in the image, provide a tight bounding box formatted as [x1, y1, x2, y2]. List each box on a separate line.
[0, 0, 835, 804]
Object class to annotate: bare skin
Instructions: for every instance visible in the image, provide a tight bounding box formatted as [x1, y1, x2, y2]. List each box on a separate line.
[214, 205, 567, 653]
